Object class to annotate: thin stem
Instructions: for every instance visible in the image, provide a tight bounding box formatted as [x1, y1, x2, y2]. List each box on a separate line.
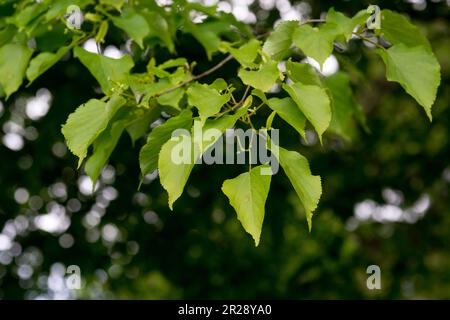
[353, 32, 386, 50]
[256, 18, 326, 39]
[156, 55, 235, 97]
[214, 85, 250, 118]
[238, 85, 251, 105]
[301, 18, 326, 24]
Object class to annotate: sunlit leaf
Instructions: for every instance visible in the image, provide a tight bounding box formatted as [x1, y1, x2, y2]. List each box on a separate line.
[61, 95, 126, 167]
[277, 147, 322, 231]
[222, 164, 272, 246]
[74, 46, 134, 95]
[139, 109, 192, 176]
[238, 61, 280, 92]
[187, 83, 230, 123]
[262, 21, 298, 60]
[282, 82, 331, 143]
[378, 44, 440, 120]
[267, 97, 307, 140]
[0, 43, 33, 98]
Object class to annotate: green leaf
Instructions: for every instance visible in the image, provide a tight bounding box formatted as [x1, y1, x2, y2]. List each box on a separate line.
[0, 43, 33, 98]
[10, 3, 46, 31]
[326, 8, 369, 41]
[222, 164, 272, 246]
[262, 21, 298, 60]
[158, 58, 187, 70]
[285, 60, 322, 86]
[200, 96, 252, 151]
[267, 97, 307, 140]
[225, 39, 260, 68]
[61, 95, 126, 167]
[156, 88, 184, 110]
[111, 7, 150, 48]
[187, 23, 221, 60]
[126, 107, 161, 145]
[100, 0, 125, 11]
[127, 73, 154, 100]
[238, 60, 280, 92]
[158, 131, 198, 210]
[45, 0, 93, 21]
[277, 147, 322, 231]
[158, 100, 250, 210]
[73, 46, 134, 95]
[85, 112, 128, 184]
[139, 109, 192, 176]
[26, 46, 70, 84]
[292, 23, 338, 68]
[142, 11, 174, 53]
[324, 72, 360, 141]
[282, 83, 331, 143]
[209, 78, 228, 92]
[251, 89, 268, 104]
[187, 83, 230, 122]
[381, 9, 431, 50]
[266, 111, 276, 130]
[377, 44, 440, 120]
[95, 21, 109, 44]
[0, 24, 16, 47]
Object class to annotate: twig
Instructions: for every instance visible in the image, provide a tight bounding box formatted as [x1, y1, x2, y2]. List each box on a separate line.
[214, 85, 250, 118]
[255, 18, 326, 40]
[352, 32, 386, 50]
[155, 54, 235, 97]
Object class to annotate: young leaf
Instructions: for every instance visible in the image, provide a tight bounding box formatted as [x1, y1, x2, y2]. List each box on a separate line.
[85, 114, 128, 184]
[282, 83, 331, 143]
[139, 109, 192, 176]
[111, 7, 150, 48]
[156, 88, 184, 110]
[158, 58, 187, 70]
[73, 46, 134, 95]
[277, 147, 322, 231]
[0, 43, 33, 98]
[267, 97, 307, 140]
[158, 102, 251, 210]
[26, 46, 70, 84]
[222, 164, 272, 246]
[285, 60, 322, 86]
[262, 21, 298, 61]
[61, 95, 126, 167]
[187, 83, 230, 123]
[158, 132, 197, 210]
[377, 44, 440, 120]
[209, 78, 228, 92]
[238, 61, 280, 92]
[381, 10, 431, 50]
[292, 23, 338, 68]
[225, 39, 260, 68]
[95, 21, 109, 44]
[326, 8, 370, 41]
[201, 97, 252, 151]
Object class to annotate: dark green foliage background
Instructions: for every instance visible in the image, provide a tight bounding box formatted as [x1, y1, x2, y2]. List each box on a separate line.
[1, 0, 449, 298]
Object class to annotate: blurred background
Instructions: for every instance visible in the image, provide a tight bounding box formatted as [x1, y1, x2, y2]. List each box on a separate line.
[0, 0, 449, 299]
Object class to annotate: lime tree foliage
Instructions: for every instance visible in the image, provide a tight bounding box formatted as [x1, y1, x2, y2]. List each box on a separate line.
[0, 0, 441, 245]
